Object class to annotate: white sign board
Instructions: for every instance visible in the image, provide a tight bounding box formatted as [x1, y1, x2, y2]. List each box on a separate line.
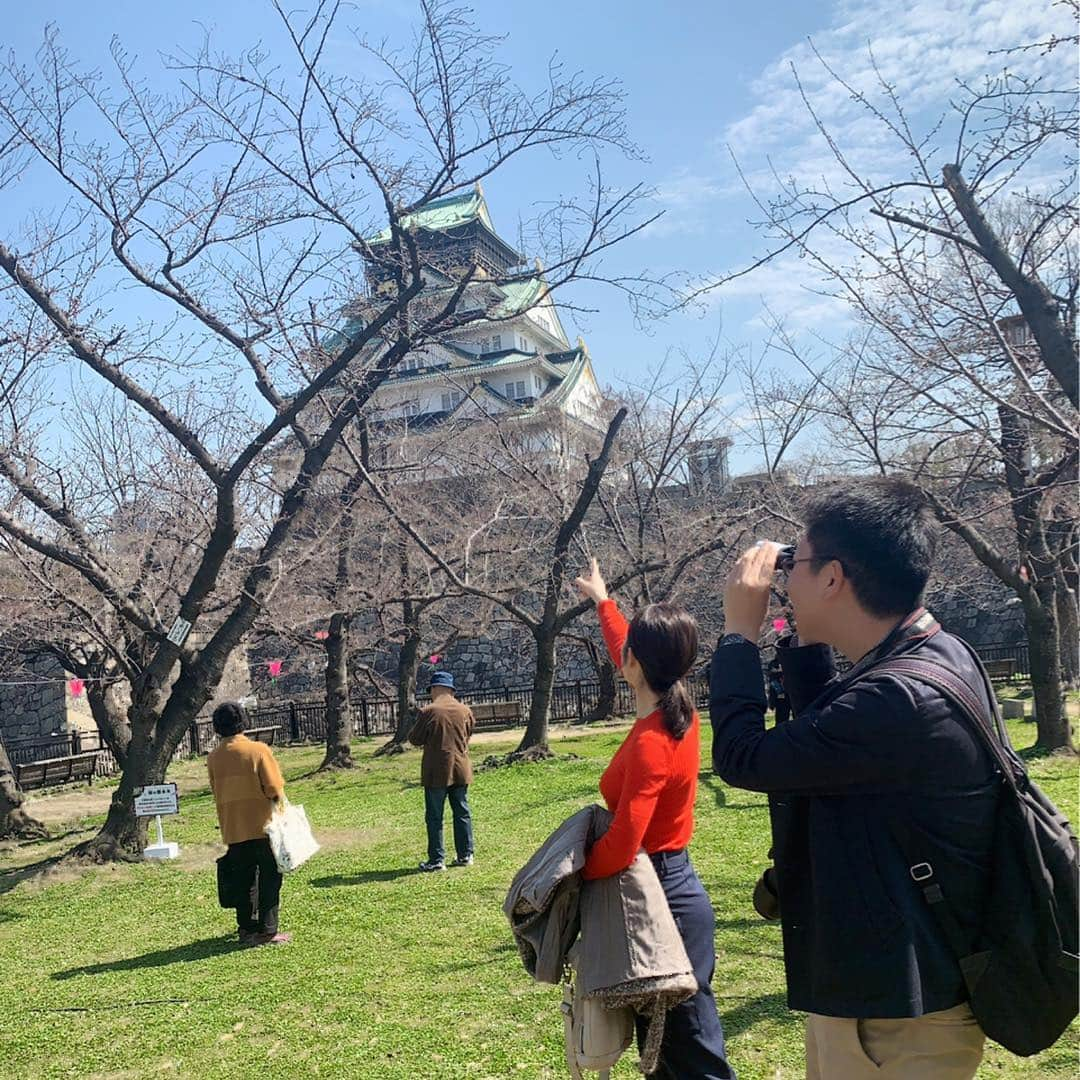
[167, 617, 192, 646]
[134, 783, 179, 817]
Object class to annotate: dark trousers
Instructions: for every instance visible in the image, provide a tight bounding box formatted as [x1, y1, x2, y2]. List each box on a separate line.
[229, 837, 282, 935]
[424, 784, 473, 864]
[638, 850, 736, 1079]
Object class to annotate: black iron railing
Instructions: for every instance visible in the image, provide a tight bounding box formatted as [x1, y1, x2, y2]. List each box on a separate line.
[5, 639, 1032, 788]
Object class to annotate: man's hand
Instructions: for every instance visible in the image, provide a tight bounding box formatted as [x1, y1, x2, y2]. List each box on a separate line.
[574, 557, 609, 605]
[724, 541, 781, 642]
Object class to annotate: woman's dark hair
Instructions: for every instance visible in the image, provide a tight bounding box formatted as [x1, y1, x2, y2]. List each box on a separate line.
[803, 478, 938, 617]
[625, 602, 700, 739]
[212, 701, 247, 737]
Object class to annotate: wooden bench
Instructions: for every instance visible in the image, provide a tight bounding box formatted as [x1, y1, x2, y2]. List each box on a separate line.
[245, 725, 279, 746]
[15, 751, 98, 791]
[469, 701, 525, 726]
[984, 659, 1017, 684]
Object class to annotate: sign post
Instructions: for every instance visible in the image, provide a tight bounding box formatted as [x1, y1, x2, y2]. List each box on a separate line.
[134, 783, 181, 860]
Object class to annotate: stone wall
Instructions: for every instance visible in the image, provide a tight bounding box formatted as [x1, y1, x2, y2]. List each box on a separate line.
[0, 656, 70, 743]
[3, 577, 1029, 735]
[0, 646, 253, 748]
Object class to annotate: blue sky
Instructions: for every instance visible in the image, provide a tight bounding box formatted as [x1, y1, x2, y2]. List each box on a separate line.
[2, 0, 1074, 470]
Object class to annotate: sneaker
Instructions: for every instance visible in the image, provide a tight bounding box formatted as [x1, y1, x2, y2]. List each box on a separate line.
[418, 860, 446, 872]
[450, 855, 474, 867]
[249, 931, 292, 946]
[238, 929, 258, 945]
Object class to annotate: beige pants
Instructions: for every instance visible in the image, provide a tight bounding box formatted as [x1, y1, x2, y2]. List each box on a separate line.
[805, 1003, 985, 1079]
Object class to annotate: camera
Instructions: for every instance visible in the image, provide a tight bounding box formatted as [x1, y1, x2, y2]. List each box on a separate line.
[775, 544, 796, 573]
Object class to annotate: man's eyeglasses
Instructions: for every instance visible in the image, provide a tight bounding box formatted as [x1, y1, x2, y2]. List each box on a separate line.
[776, 547, 844, 578]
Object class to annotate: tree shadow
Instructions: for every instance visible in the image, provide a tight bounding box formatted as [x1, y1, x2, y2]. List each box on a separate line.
[309, 867, 421, 887]
[0, 854, 64, 896]
[718, 991, 793, 1040]
[52, 935, 245, 980]
[435, 942, 517, 973]
[714, 916, 777, 932]
[1017, 742, 1077, 763]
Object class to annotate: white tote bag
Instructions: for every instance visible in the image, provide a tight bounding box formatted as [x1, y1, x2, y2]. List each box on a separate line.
[265, 798, 320, 873]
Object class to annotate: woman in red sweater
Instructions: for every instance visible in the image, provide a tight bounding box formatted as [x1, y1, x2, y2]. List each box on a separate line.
[575, 559, 735, 1080]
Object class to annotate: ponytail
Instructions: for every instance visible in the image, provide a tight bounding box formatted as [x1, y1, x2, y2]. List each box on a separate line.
[626, 602, 700, 740]
[659, 679, 694, 740]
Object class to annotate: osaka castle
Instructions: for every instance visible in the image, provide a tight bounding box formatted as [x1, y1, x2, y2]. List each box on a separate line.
[334, 183, 607, 465]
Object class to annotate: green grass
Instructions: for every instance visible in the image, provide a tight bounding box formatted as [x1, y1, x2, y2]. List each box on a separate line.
[0, 719, 1075, 1079]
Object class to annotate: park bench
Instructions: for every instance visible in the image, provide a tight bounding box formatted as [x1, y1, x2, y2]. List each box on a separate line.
[983, 658, 1017, 684]
[15, 751, 99, 791]
[245, 725, 279, 746]
[469, 701, 524, 727]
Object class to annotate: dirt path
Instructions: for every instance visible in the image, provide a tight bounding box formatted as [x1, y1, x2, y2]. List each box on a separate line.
[21, 720, 634, 829]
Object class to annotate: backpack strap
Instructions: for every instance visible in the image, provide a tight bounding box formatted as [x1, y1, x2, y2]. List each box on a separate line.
[873, 655, 1024, 791]
[873, 652, 1018, 986]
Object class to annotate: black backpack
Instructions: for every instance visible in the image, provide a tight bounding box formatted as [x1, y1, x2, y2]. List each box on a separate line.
[878, 652, 1079, 1056]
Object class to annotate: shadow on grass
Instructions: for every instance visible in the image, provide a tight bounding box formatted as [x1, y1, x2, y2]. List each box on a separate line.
[0, 854, 64, 896]
[1017, 741, 1078, 763]
[435, 942, 517, 973]
[714, 916, 777, 932]
[52, 935, 245, 979]
[310, 867, 420, 887]
[698, 775, 727, 809]
[719, 991, 793, 1040]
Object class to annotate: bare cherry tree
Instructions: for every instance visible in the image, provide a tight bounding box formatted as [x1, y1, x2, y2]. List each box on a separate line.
[0, 1, 660, 857]
[702, 21, 1078, 750]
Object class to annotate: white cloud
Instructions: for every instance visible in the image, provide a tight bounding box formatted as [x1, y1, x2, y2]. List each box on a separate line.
[663, 0, 1076, 330]
[724, 0, 1074, 177]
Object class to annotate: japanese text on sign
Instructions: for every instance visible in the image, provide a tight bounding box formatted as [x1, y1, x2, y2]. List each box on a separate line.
[134, 783, 179, 817]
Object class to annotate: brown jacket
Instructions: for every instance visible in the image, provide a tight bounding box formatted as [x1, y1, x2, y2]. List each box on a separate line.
[408, 696, 475, 788]
[207, 734, 285, 844]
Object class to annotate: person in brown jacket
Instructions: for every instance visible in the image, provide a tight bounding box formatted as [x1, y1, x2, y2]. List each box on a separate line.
[408, 671, 475, 872]
[206, 701, 291, 945]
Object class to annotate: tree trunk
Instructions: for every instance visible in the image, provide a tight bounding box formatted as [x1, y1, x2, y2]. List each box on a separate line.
[518, 630, 556, 753]
[75, 640, 238, 860]
[1023, 590, 1073, 752]
[320, 612, 354, 770]
[580, 640, 617, 724]
[1054, 572, 1079, 689]
[68, 727, 164, 861]
[86, 681, 132, 770]
[0, 738, 48, 840]
[394, 608, 421, 744]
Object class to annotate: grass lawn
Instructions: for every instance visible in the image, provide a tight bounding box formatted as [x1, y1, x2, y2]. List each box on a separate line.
[0, 718, 1076, 1079]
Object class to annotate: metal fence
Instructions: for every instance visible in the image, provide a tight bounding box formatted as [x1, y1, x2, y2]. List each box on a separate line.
[5, 639, 1031, 788]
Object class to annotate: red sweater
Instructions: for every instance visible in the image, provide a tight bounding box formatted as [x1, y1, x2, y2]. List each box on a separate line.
[581, 599, 700, 880]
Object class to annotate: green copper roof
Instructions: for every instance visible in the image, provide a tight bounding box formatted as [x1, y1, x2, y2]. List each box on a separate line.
[368, 190, 494, 245]
[492, 276, 546, 318]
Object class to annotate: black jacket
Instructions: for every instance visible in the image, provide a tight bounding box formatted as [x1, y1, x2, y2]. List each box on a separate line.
[710, 611, 1000, 1018]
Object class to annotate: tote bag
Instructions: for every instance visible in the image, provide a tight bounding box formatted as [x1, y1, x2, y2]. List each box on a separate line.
[265, 798, 320, 873]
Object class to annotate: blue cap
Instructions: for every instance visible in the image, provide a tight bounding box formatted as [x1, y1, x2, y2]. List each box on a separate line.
[430, 671, 455, 690]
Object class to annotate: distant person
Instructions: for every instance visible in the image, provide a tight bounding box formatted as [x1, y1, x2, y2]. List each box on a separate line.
[765, 652, 790, 725]
[207, 701, 291, 946]
[408, 672, 475, 872]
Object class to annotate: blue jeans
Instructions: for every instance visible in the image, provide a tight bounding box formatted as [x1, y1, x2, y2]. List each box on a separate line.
[640, 849, 736, 1079]
[424, 785, 473, 864]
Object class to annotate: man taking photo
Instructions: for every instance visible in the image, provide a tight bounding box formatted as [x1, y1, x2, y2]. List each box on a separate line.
[710, 479, 998, 1079]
